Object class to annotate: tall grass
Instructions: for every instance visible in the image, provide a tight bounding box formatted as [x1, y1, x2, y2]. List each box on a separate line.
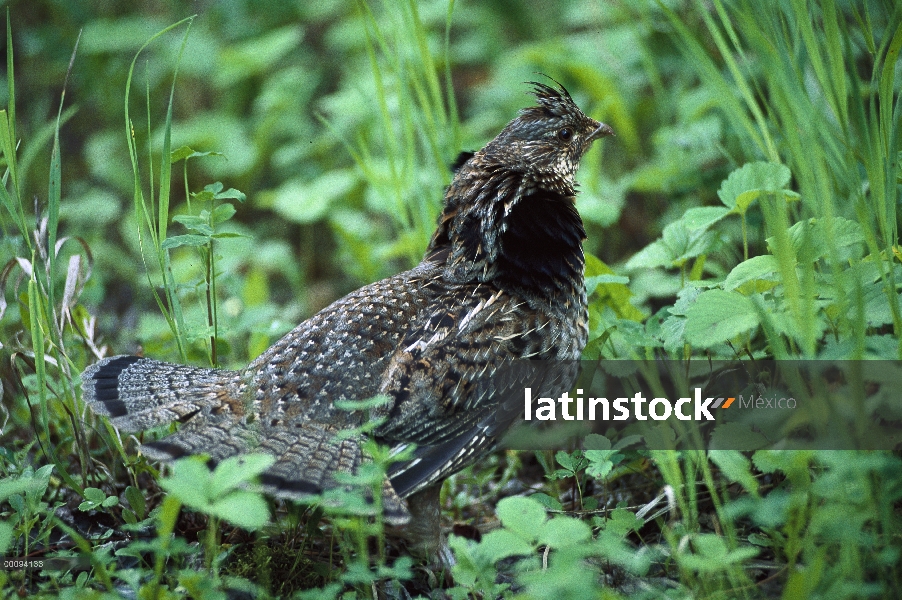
[657, 0, 902, 359]
[123, 16, 196, 363]
[321, 0, 460, 267]
[0, 12, 90, 496]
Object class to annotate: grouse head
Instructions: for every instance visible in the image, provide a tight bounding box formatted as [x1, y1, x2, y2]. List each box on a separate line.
[481, 81, 614, 196]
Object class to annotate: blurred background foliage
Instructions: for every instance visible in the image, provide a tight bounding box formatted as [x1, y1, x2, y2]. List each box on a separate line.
[1, 0, 753, 367]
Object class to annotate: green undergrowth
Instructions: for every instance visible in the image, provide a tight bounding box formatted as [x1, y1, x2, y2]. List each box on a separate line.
[1, 0, 901, 598]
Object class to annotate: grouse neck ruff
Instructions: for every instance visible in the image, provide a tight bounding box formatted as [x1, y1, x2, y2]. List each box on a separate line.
[493, 188, 586, 303]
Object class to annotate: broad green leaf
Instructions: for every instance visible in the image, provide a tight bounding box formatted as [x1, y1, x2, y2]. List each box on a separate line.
[212, 186, 246, 203]
[709, 422, 771, 452]
[734, 188, 800, 214]
[530, 493, 563, 511]
[172, 214, 214, 235]
[496, 496, 546, 541]
[769, 217, 865, 263]
[751, 449, 814, 475]
[723, 255, 779, 291]
[211, 202, 236, 224]
[191, 190, 216, 203]
[644, 423, 677, 449]
[539, 515, 591, 547]
[585, 451, 615, 480]
[678, 534, 759, 572]
[669, 285, 703, 316]
[270, 169, 358, 224]
[681, 205, 730, 230]
[583, 433, 612, 450]
[160, 457, 211, 510]
[584, 274, 629, 295]
[586, 254, 645, 322]
[476, 529, 534, 563]
[125, 485, 146, 520]
[161, 234, 210, 249]
[708, 449, 759, 495]
[209, 490, 270, 529]
[625, 239, 672, 270]
[604, 509, 644, 537]
[170, 145, 222, 163]
[718, 162, 793, 213]
[0, 521, 12, 555]
[684, 289, 759, 347]
[660, 220, 717, 267]
[555, 450, 577, 472]
[209, 454, 275, 500]
[83, 487, 105, 503]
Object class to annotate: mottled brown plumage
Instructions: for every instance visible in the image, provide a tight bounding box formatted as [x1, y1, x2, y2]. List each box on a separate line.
[82, 81, 612, 553]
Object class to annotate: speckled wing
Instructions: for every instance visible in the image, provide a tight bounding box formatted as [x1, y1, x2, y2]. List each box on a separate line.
[243, 263, 441, 426]
[376, 282, 564, 497]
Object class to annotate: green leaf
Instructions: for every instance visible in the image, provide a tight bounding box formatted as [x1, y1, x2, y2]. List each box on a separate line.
[172, 214, 214, 235]
[604, 509, 644, 537]
[555, 450, 576, 472]
[496, 496, 546, 542]
[0, 521, 13, 555]
[530, 492, 563, 511]
[769, 217, 865, 263]
[644, 423, 677, 449]
[681, 205, 731, 230]
[211, 202, 236, 224]
[170, 145, 223, 163]
[708, 449, 759, 495]
[269, 169, 357, 224]
[211, 185, 246, 203]
[539, 515, 591, 548]
[718, 162, 794, 214]
[709, 422, 771, 452]
[748, 533, 773, 547]
[477, 529, 534, 562]
[678, 534, 759, 572]
[585, 449, 618, 480]
[584, 273, 629, 295]
[209, 454, 275, 500]
[661, 220, 716, 266]
[209, 490, 271, 529]
[614, 434, 643, 450]
[160, 457, 212, 510]
[723, 255, 779, 292]
[586, 254, 645, 322]
[684, 289, 759, 347]
[625, 239, 673, 270]
[583, 433, 612, 450]
[83, 487, 105, 504]
[161, 234, 211, 249]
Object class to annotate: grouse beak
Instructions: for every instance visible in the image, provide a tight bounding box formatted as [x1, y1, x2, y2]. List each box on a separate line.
[590, 122, 615, 140]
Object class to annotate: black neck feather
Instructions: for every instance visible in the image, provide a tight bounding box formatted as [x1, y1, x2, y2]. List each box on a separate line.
[428, 178, 586, 303]
[493, 190, 586, 301]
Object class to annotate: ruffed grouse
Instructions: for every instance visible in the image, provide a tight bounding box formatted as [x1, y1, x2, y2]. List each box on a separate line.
[82, 81, 613, 554]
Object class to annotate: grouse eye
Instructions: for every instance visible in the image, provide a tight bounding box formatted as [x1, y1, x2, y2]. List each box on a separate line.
[557, 127, 572, 141]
